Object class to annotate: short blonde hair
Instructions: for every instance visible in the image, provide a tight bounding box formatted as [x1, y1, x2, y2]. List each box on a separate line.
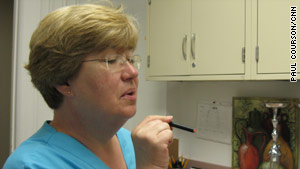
[25, 4, 139, 109]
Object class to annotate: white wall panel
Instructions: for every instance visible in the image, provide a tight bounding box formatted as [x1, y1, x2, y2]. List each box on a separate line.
[12, 0, 52, 150]
[12, 0, 78, 150]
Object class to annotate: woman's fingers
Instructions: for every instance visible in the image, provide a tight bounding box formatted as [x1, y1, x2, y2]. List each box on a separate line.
[132, 115, 174, 169]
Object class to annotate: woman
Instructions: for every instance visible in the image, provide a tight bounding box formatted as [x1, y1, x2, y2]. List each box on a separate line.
[4, 3, 173, 169]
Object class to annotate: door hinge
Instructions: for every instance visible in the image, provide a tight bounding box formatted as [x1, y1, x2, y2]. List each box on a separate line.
[242, 47, 245, 63]
[148, 0, 151, 5]
[255, 46, 259, 62]
[147, 55, 150, 68]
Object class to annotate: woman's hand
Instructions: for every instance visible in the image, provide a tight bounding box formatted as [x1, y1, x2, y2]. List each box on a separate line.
[131, 116, 173, 169]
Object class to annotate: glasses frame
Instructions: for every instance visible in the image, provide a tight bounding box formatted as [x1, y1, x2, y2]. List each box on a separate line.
[82, 54, 141, 71]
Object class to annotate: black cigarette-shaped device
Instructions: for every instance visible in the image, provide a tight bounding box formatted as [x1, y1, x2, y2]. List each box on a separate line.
[169, 122, 196, 133]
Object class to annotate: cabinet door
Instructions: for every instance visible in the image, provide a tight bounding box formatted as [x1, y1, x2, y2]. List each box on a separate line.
[147, 0, 191, 76]
[191, 0, 245, 75]
[257, 0, 299, 74]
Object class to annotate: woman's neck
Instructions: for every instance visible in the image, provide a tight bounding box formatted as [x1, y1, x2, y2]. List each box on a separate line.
[50, 110, 127, 169]
[50, 105, 125, 149]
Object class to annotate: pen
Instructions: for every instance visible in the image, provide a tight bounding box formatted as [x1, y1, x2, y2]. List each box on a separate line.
[183, 159, 189, 168]
[171, 156, 175, 164]
[180, 155, 183, 166]
[169, 122, 196, 133]
[168, 159, 173, 168]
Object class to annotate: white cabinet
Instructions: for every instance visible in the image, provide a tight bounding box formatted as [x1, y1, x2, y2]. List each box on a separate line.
[190, 0, 245, 76]
[147, 0, 191, 76]
[146, 0, 299, 81]
[147, 0, 246, 78]
[252, 0, 300, 80]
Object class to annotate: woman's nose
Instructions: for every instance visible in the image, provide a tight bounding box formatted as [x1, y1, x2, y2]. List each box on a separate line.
[121, 61, 139, 80]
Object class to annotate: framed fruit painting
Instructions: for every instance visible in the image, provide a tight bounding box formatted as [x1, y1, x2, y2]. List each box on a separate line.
[232, 97, 299, 169]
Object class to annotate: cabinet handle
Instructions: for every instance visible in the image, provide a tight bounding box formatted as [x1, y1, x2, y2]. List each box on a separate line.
[182, 34, 187, 60]
[242, 47, 245, 63]
[255, 46, 259, 62]
[191, 33, 196, 60]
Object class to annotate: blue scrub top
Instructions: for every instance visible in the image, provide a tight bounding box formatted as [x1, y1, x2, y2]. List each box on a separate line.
[3, 121, 136, 169]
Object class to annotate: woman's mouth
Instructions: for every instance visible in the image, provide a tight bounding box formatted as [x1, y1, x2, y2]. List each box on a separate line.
[121, 89, 137, 100]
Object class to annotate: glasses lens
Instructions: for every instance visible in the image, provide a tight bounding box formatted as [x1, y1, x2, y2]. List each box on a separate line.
[133, 55, 141, 70]
[127, 55, 141, 69]
[105, 55, 141, 70]
[105, 55, 121, 70]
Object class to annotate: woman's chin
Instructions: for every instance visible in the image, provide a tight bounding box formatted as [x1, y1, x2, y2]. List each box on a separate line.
[119, 106, 136, 119]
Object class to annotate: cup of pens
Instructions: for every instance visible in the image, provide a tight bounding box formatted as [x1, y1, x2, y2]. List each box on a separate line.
[169, 156, 189, 169]
[168, 121, 195, 169]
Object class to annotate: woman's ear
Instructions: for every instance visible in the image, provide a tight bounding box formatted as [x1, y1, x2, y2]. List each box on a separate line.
[56, 83, 73, 96]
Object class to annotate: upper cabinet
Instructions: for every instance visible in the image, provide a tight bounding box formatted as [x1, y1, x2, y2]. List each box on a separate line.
[147, 0, 246, 78]
[190, 0, 245, 76]
[147, 0, 191, 76]
[146, 0, 299, 81]
[253, 0, 299, 80]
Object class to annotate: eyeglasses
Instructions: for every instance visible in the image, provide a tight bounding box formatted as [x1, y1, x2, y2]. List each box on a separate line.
[83, 54, 141, 71]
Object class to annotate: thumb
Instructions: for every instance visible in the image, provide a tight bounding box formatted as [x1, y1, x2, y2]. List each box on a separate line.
[135, 115, 174, 128]
[161, 115, 173, 123]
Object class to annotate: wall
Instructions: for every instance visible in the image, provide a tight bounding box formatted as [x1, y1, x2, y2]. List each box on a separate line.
[0, 1, 14, 167]
[167, 81, 300, 167]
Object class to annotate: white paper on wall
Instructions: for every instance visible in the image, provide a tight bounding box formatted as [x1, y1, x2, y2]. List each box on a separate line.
[196, 100, 232, 144]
